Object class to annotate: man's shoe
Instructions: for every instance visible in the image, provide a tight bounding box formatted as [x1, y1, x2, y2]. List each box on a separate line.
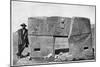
[20, 55, 24, 58]
[26, 52, 30, 56]
[16, 53, 21, 59]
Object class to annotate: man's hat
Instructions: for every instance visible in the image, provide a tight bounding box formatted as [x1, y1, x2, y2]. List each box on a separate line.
[20, 23, 27, 27]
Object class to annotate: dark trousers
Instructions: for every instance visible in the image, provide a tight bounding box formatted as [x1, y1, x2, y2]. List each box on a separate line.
[17, 44, 25, 56]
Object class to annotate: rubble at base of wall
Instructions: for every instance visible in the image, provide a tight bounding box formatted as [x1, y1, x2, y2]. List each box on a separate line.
[54, 50, 94, 62]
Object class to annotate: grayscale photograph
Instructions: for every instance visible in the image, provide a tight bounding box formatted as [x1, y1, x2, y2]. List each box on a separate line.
[11, 0, 96, 66]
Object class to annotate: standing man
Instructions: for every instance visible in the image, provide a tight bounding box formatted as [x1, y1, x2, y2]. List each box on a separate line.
[16, 23, 29, 58]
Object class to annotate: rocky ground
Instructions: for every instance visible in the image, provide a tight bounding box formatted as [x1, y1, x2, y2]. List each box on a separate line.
[15, 49, 94, 66]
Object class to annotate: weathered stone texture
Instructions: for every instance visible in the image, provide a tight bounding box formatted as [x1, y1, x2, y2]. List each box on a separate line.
[28, 16, 71, 36]
[29, 36, 53, 57]
[69, 17, 93, 59]
[28, 16, 93, 60]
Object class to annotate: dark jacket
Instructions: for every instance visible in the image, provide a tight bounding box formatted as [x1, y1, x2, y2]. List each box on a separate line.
[17, 28, 29, 46]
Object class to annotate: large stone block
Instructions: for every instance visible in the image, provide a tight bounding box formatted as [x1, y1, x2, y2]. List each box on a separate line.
[69, 20, 92, 59]
[47, 17, 71, 36]
[68, 17, 92, 59]
[71, 17, 91, 36]
[28, 16, 71, 36]
[28, 17, 48, 35]
[55, 37, 69, 49]
[28, 36, 53, 57]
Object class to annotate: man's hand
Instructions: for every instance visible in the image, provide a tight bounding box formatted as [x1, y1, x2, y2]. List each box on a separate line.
[25, 44, 28, 47]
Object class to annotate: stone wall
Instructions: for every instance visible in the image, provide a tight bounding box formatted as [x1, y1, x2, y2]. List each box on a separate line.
[28, 16, 93, 59]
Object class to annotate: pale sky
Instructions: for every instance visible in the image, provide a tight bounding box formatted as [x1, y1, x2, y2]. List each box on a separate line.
[11, 1, 95, 32]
